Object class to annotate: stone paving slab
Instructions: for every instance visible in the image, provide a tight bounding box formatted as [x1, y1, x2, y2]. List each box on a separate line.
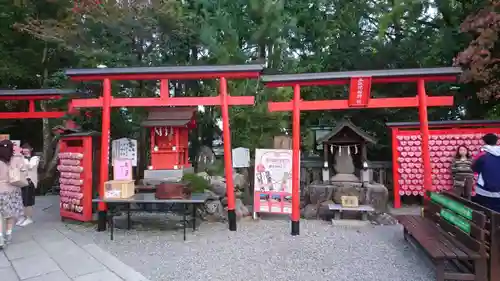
[0, 197, 152, 281]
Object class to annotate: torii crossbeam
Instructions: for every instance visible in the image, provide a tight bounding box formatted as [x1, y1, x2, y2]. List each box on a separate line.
[262, 67, 461, 235]
[65, 64, 264, 232]
[0, 89, 80, 119]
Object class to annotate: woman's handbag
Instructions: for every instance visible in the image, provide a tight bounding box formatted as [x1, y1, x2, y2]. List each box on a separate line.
[9, 166, 28, 188]
[9, 155, 28, 188]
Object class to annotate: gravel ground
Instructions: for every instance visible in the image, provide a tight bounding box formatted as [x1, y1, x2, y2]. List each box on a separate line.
[64, 213, 435, 281]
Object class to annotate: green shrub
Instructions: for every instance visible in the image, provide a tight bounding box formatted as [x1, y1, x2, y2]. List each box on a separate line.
[182, 173, 211, 193]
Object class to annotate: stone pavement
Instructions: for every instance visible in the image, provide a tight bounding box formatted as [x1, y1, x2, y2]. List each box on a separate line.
[0, 196, 151, 281]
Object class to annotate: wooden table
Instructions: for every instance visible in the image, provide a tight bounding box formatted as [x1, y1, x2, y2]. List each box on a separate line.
[93, 193, 209, 241]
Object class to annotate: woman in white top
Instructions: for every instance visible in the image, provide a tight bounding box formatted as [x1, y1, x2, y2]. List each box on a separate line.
[0, 140, 25, 247]
[17, 143, 39, 227]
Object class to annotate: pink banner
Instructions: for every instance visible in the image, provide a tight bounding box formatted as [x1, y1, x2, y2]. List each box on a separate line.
[253, 149, 293, 214]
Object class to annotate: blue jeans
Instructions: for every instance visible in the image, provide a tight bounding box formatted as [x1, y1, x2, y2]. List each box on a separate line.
[473, 194, 500, 213]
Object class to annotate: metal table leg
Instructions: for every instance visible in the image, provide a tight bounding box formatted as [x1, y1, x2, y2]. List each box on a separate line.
[183, 203, 187, 241]
[108, 211, 115, 241]
[192, 204, 197, 231]
[127, 203, 131, 230]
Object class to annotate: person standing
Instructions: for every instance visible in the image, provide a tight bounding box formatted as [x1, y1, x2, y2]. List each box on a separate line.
[451, 145, 474, 197]
[472, 133, 500, 212]
[16, 143, 39, 227]
[0, 140, 25, 248]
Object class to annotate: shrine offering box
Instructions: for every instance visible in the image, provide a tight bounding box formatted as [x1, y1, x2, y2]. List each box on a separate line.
[387, 120, 500, 208]
[104, 180, 135, 199]
[58, 132, 100, 222]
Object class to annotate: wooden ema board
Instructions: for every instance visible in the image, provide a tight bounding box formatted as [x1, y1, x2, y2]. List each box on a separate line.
[392, 128, 500, 197]
[58, 137, 93, 222]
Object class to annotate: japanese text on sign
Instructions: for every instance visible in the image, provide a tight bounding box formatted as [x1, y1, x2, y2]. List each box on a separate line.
[348, 77, 372, 107]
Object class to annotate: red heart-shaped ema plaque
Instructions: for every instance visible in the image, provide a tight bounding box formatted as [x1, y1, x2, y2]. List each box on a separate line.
[410, 135, 417, 140]
[472, 139, 479, 145]
[465, 140, 471, 145]
[440, 168, 448, 174]
[400, 163, 408, 168]
[414, 141, 421, 146]
[404, 146, 411, 152]
[430, 152, 436, 157]
[413, 191, 419, 196]
[399, 190, 405, 195]
[443, 140, 450, 145]
[408, 141, 414, 146]
[419, 168, 424, 173]
[403, 136, 410, 140]
[458, 139, 464, 145]
[400, 141, 407, 146]
[445, 135, 453, 139]
[431, 135, 438, 140]
[439, 135, 446, 140]
[398, 168, 404, 173]
[443, 162, 451, 168]
[405, 190, 412, 195]
[408, 151, 415, 157]
[443, 174, 451, 180]
[397, 147, 403, 152]
[398, 179, 405, 184]
[415, 174, 422, 179]
[453, 135, 460, 140]
[433, 169, 440, 174]
[429, 140, 436, 145]
[401, 152, 408, 157]
[450, 140, 456, 145]
[415, 152, 422, 157]
[412, 146, 419, 152]
[433, 179, 440, 185]
[436, 151, 443, 157]
[436, 140, 443, 145]
[405, 179, 412, 184]
[412, 168, 419, 174]
[396, 135, 403, 140]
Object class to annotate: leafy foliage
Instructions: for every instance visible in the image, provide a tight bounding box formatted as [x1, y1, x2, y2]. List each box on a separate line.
[0, 0, 498, 192]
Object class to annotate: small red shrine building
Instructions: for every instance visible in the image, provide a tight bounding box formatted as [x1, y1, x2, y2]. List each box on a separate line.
[141, 107, 196, 180]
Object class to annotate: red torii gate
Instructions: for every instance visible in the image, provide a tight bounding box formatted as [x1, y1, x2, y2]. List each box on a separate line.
[0, 89, 79, 119]
[261, 67, 461, 235]
[65, 64, 264, 231]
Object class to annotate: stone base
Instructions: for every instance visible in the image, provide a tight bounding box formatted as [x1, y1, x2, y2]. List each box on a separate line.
[143, 168, 194, 184]
[304, 181, 389, 215]
[365, 183, 389, 212]
[331, 219, 371, 227]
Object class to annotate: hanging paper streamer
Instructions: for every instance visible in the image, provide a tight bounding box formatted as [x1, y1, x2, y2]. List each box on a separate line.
[328, 144, 360, 155]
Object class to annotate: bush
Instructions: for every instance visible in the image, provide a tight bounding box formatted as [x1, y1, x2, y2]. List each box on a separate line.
[182, 173, 211, 193]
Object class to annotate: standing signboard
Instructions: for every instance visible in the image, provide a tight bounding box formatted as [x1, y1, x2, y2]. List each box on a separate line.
[111, 138, 138, 166]
[232, 147, 250, 168]
[253, 149, 294, 216]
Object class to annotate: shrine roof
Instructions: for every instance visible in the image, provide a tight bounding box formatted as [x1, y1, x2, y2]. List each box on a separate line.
[386, 120, 500, 128]
[0, 89, 81, 97]
[261, 67, 461, 85]
[316, 120, 377, 144]
[141, 107, 196, 127]
[65, 64, 265, 80]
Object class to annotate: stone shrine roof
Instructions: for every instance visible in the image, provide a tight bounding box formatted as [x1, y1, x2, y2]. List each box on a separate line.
[316, 120, 377, 144]
[141, 107, 196, 127]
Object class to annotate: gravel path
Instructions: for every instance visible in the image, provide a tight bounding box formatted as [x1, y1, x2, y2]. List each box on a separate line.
[65, 215, 435, 281]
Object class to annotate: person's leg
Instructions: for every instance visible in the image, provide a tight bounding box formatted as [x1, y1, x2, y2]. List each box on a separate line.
[17, 186, 28, 226]
[20, 183, 35, 226]
[0, 214, 4, 248]
[4, 217, 14, 242]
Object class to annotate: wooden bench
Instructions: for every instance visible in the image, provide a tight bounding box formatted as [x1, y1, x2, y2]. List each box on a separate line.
[397, 191, 489, 281]
[443, 191, 500, 281]
[328, 204, 374, 221]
